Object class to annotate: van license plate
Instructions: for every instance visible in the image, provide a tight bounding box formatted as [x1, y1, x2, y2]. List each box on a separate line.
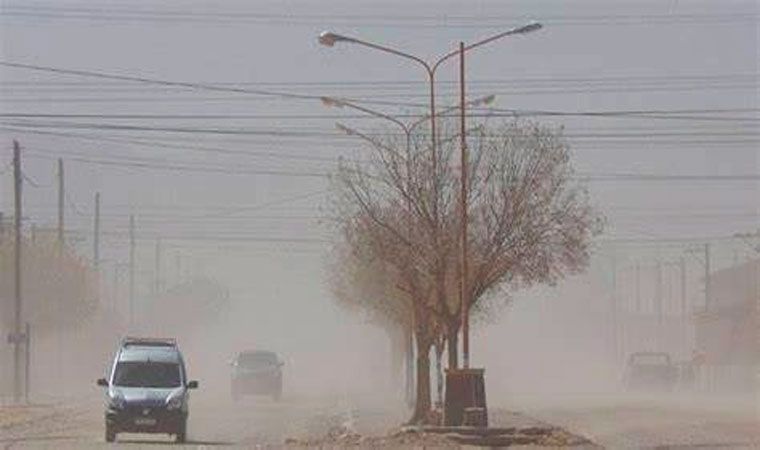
[135, 418, 157, 426]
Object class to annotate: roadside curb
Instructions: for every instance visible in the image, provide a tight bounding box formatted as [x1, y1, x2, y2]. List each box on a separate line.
[401, 423, 597, 447]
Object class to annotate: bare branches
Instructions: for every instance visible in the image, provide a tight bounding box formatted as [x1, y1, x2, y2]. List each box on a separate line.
[326, 118, 601, 421]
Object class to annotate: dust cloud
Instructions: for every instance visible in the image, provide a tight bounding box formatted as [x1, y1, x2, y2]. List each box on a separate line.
[1, 251, 401, 410]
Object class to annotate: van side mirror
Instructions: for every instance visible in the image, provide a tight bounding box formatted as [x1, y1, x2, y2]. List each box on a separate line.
[187, 380, 199, 389]
[96, 378, 108, 387]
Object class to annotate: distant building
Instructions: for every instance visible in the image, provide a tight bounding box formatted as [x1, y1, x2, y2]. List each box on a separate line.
[694, 259, 759, 391]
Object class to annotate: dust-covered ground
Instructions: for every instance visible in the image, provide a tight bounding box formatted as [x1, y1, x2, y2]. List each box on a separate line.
[0, 306, 591, 449]
[0, 396, 594, 449]
[511, 392, 760, 449]
[5, 392, 760, 449]
[0, 393, 395, 448]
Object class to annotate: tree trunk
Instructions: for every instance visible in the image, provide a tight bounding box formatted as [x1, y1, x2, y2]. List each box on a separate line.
[388, 327, 405, 395]
[447, 321, 459, 370]
[434, 341, 444, 407]
[404, 326, 415, 407]
[408, 336, 432, 424]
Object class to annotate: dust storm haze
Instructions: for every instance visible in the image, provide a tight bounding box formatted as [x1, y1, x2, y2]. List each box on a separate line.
[0, 0, 758, 447]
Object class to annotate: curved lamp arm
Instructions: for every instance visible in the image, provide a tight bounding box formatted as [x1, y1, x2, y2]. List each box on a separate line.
[321, 96, 411, 136]
[319, 31, 432, 74]
[431, 21, 543, 72]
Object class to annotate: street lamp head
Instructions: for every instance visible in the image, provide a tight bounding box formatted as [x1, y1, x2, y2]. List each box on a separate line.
[478, 94, 496, 106]
[318, 31, 350, 47]
[320, 96, 344, 108]
[335, 122, 355, 136]
[513, 21, 543, 35]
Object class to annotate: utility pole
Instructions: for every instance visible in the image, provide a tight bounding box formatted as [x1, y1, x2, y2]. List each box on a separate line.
[129, 215, 135, 329]
[93, 192, 100, 271]
[459, 41, 470, 369]
[655, 259, 663, 324]
[635, 263, 641, 313]
[680, 256, 687, 317]
[611, 254, 619, 365]
[57, 158, 64, 251]
[680, 256, 689, 358]
[24, 322, 30, 403]
[154, 238, 162, 295]
[175, 253, 182, 285]
[113, 265, 121, 308]
[704, 243, 711, 312]
[12, 140, 23, 403]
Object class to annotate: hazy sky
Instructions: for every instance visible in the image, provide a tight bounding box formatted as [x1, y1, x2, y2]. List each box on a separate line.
[0, 0, 758, 394]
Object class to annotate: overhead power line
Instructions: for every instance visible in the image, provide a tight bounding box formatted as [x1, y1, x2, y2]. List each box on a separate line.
[1, 109, 758, 123]
[2, 73, 756, 87]
[599, 234, 759, 245]
[0, 60, 429, 109]
[0, 126, 348, 164]
[1, 61, 757, 123]
[3, 118, 748, 137]
[0, 60, 318, 100]
[6, 119, 760, 141]
[3, 80, 756, 97]
[2, 6, 758, 27]
[22, 151, 330, 178]
[2, 84, 757, 102]
[59, 227, 330, 244]
[5, 126, 755, 153]
[18, 150, 760, 183]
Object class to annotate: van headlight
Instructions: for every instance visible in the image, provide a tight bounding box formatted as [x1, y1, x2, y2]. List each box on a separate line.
[108, 394, 126, 410]
[166, 395, 184, 410]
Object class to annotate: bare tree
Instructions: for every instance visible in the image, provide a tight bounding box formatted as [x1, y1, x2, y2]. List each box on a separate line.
[0, 233, 99, 334]
[327, 233, 414, 396]
[328, 199, 445, 423]
[440, 121, 602, 366]
[328, 119, 601, 424]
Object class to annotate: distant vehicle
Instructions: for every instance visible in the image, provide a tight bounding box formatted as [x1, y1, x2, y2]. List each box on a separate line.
[96, 337, 198, 443]
[230, 350, 283, 401]
[623, 351, 679, 392]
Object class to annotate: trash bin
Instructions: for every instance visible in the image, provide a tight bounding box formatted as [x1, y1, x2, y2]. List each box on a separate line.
[444, 368, 487, 426]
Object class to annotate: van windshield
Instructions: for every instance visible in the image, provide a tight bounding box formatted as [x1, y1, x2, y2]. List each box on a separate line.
[113, 361, 182, 388]
[238, 352, 277, 368]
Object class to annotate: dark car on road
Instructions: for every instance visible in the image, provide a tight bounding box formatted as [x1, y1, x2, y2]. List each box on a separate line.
[623, 351, 679, 392]
[230, 350, 283, 401]
[97, 337, 198, 443]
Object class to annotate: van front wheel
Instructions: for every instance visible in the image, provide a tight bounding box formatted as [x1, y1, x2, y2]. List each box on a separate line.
[175, 418, 187, 443]
[105, 423, 116, 443]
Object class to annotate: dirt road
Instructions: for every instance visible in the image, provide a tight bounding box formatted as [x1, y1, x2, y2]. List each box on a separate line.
[0, 393, 385, 449]
[1, 394, 594, 449]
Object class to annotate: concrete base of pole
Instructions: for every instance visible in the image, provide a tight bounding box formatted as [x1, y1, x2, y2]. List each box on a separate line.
[444, 368, 487, 427]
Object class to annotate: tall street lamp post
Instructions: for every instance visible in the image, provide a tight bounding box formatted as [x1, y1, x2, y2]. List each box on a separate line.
[318, 22, 539, 223]
[319, 22, 542, 425]
[323, 95, 493, 408]
[318, 22, 543, 370]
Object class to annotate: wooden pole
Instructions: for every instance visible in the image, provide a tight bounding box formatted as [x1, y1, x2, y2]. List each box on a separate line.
[459, 41, 470, 369]
[57, 158, 64, 251]
[94, 192, 100, 271]
[12, 140, 23, 402]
